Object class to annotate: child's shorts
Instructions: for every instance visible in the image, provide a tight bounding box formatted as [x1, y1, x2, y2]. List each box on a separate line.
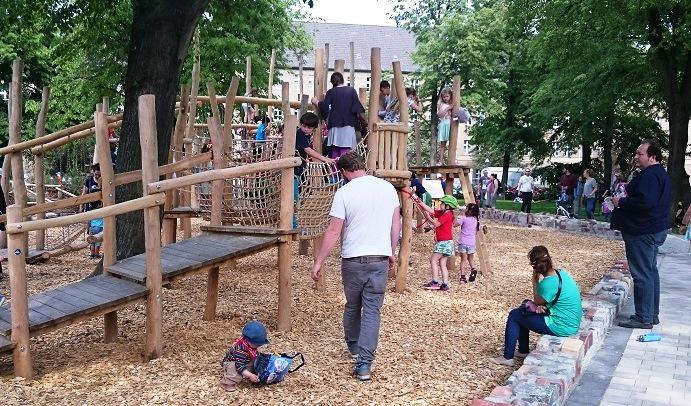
[457, 243, 476, 254]
[433, 240, 454, 257]
[89, 226, 103, 248]
[220, 361, 248, 391]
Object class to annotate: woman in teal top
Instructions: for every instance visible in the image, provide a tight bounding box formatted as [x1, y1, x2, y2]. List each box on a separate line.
[491, 245, 583, 366]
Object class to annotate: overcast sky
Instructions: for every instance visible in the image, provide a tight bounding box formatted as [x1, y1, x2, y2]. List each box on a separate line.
[301, 0, 398, 26]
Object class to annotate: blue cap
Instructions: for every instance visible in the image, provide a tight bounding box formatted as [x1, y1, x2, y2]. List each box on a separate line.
[242, 320, 269, 346]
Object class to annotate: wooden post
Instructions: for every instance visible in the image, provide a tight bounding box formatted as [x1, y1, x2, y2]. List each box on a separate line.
[414, 121, 421, 166]
[34, 86, 49, 251]
[349, 41, 355, 87]
[223, 77, 240, 140]
[367, 48, 382, 171]
[95, 111, 118, 342]
[298, 55, 304, 99]
[164, 84, 190, 246]
[323, 43, 329, 93]
[181, 140, 193, 239]
[268, 49, 276, 119]
[297, 93, 310, 257]
[207, 82, 221, 120]
[335, 59, 345, 76]
[396, 183, 414, 293]
[447, 75, 461, 166]
[460, 168, 492, 275]
[138, 94, 163, 360]
[299, 94, 309, 117]
[278, 114, 297, 331]
[281, 81, 290, 118]
[204, 117, 226, 321]
[313, 48, 325, 155]
[245, 56, 252, 95]
[187, 58, 201, 210]
[358, 88, 367, 108]
[9, 59, 28, 255]
[392, 61, 409, 126]
[7, 205, 32, 379]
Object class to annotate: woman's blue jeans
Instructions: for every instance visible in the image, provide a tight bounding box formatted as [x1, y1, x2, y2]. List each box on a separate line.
[503, 308, 554, 359]
[585, 197, 596, 219]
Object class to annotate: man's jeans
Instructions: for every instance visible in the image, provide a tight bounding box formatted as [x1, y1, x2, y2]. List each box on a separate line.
[585, 197, 596, 219]
[504, 308, 554, 359]
[341, 258, 388, 367]
[622, 231, 668, 323]
[520, 192, 533, 213]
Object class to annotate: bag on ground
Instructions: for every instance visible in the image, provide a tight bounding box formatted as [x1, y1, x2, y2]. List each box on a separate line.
[253, 352, 305, 385]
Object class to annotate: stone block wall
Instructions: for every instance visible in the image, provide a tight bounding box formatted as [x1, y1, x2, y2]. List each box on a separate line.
[473, 260, 632, 406]
[480, 208, 622, 240]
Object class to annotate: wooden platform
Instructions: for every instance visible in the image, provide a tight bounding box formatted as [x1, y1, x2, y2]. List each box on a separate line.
[163, 206, 209, 218]
[0, 275, 148, 337]
[106, 233, 278, 283]
[0, 248, 49, 264]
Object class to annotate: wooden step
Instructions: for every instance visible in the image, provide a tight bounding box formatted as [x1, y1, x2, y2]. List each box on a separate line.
[0, 275, 148, 337]
[106, 233, 279, 283]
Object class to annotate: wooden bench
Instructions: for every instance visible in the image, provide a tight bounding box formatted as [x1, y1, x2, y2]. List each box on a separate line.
[0, 275, 147, 343]
[106, 232, 279, 283]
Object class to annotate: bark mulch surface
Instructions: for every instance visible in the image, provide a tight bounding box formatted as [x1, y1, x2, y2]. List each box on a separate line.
[0, 221, 623, 405]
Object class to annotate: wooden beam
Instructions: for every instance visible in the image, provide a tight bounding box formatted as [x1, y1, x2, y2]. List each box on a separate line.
[278, 114, 297, 331]
[396, 182, 413, 293]
[245, 56, 252, 94]
[334, 59, 345, 75]
[7, 204, 33, 379]
[367, 48, 382, 171]
[323, 43, 329, 93]
[223, 77, 240, 140]
[313, 48, 325, 155]
[138, 94, 163, 361]
[208, 117, 225, 226]
[114, 151, 212, 187]
[349, 41, 355, 87]
[34, 86, 50, 251]
[267, 49, 276, 119]
[30, 120, 122, 154]
[197, 95, 306, 109]
[206, 82, 220, 120]
[147, 157, 301, 194]
[447, 75, 461, 166]
[281, 81, 290, 118]
[414, 122, 421, 166]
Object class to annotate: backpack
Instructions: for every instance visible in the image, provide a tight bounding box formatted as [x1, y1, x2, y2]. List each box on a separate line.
[457, 107, 471, 124]
[253, 352, 305, 385]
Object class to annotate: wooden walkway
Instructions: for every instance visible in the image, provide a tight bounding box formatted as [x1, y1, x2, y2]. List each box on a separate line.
[0, 275, 147, 339]
[0, 248, 48, 264]
[107, 233, 278, 283]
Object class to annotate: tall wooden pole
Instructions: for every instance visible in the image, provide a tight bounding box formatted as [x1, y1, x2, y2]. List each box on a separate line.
[323, 43, 330, 93]
[95, 111, 118, 342]
[223, 77, 240, 140]
[205, 117, 226, 321]
[447, 75, 461, 166]
[278, 111, 297, 331]
[138, 94, 163, 360]
[164, 84, 190, 246]
[281, 81, 291, 119]
[396, 182, 413, 293]
[358, 88, 367, 108]
[245, 56, 252, 94]
[349, 41, 356, 87]
[267, 49, 276, 119]
[7, 205, 32, 379]
[34, 87, 50, 251]
[313, 48, 326, 290]
[9, 59, 28, 255]
[367, 48, 382, 171]
[298, 55, 304, 99]
[206, 82, 221, 120]
[414, 121, 422, 166]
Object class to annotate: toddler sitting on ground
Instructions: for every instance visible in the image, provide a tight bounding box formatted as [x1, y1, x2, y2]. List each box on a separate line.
[220, 320, 270, 391]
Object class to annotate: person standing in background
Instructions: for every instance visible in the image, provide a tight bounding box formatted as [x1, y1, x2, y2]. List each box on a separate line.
[582, 169, 598, 220]
[517, 168, 535, 213]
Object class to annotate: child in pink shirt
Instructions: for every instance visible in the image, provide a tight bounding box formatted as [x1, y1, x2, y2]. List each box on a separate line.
[456, 203, 480, 283]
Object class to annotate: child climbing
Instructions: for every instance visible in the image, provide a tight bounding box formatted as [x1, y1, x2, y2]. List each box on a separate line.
[456, 202, 480, 283]
[88, 200, 104, 259]
[220, 320, 270, 391]
[436, 88, 453, 165]
[414, 194, 459, 291]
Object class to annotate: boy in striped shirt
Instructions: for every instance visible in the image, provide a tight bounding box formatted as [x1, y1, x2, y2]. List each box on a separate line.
[220, 320, 269, 391]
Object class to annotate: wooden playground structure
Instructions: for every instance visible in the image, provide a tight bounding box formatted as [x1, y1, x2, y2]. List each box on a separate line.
[0, 45, 491, 380]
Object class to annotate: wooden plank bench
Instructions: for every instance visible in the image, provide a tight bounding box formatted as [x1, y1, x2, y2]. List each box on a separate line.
[163, 206, 209, 219]
[106, 232, 279, 283]
[0, 275, 148, 338]
[0, 248, 49, 264]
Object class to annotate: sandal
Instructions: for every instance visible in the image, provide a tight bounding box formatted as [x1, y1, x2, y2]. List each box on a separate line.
[469, 268, 478, 282]
[459, 274, 467, 284]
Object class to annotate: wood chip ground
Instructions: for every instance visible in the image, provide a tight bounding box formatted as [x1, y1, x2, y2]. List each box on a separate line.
[0, 221, 624, 405]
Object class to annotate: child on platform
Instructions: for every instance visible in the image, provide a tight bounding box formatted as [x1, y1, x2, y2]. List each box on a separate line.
[220, 320, 270, 391]
[456, 202, 480, 283]
[436, 88, 453, 165]
[88, 200, 104, 259]
[415, 194, 459, 291]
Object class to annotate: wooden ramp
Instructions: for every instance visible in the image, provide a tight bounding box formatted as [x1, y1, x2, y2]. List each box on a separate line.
[106, 233, 278, 283]
[0, 275, 148, 338]
[0, 333, 12, 353]
[0, 248, 49, 264]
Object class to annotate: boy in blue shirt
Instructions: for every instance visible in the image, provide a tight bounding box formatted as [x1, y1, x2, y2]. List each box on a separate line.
[88, 200, 104, 259]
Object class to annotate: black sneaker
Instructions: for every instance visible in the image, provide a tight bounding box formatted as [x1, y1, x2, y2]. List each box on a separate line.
[459, 275, 467, 284]
[468, 268, 478, 282]
[439, 283, 450, 291]
[618, 319, 653, 329]
[629, 314, 660, 325]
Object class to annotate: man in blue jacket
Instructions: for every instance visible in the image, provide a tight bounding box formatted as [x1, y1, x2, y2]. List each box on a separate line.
[611, 140, 671, 329]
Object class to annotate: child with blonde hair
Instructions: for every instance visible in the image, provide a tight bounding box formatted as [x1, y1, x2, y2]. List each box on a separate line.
[436, 88, 453, 164]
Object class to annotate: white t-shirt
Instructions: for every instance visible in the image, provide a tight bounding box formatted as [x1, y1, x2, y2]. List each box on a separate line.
[518, 175, 535, 193]
[329, 175, 400, 258]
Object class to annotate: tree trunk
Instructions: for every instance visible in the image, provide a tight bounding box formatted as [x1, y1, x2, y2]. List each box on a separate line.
[501, 149, 510, 197]
[115, 0, 209, 260]
[581, 141, 592, 171]
[667, 106, 691, 220]
[429, 88, 439, 165]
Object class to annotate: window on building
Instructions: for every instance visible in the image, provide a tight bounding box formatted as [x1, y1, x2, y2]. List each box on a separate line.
[273, 109, 284, 122]
[366, 77, 371, 91]
[463, 140, 470, 155]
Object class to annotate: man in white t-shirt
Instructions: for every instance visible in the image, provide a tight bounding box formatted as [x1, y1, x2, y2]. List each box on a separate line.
[310, 151, 400, 382]
[517, 168, 535, 213]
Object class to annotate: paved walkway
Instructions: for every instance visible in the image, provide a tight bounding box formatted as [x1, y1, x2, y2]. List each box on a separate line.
[567, 251, 691, 406]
